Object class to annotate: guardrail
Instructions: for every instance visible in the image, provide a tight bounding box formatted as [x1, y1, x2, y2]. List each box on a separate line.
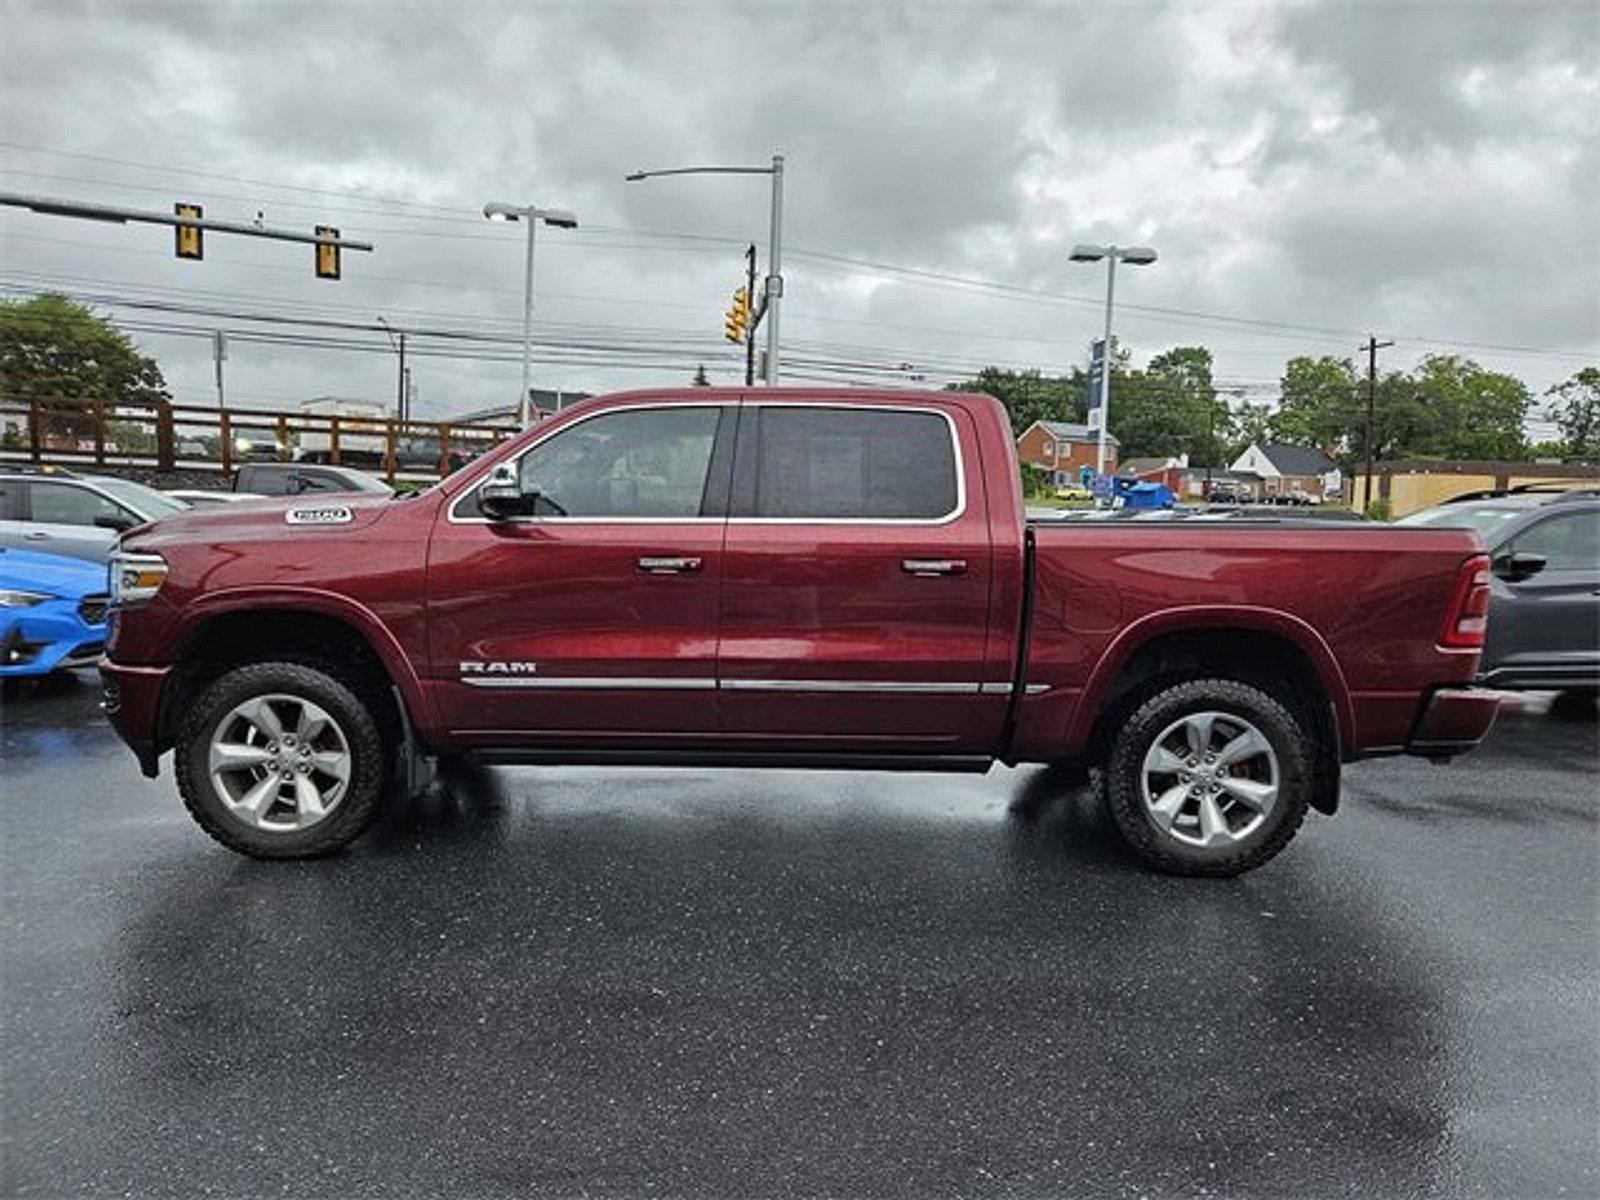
[0, 396, 522, 482]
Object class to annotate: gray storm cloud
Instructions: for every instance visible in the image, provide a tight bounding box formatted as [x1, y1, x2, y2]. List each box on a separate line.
[2, 0, 1594, 416]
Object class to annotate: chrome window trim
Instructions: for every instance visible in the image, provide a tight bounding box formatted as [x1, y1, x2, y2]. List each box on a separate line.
[447, 403, 727, 526]
[446, 399, 970, 528]
[732, 401, 967, 527]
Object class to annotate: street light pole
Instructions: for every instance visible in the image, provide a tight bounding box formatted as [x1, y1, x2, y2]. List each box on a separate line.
[765, 154, 784, 386]
[1097, 254, 1118, 480]
[520, 217, 537, 426]
[1069, 243, 1158, 498]
[483, 201, 579, 426]
[626, 156, 786, 385]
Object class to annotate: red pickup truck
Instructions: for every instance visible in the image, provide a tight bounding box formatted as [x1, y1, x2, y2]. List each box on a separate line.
[100, 388, 1499, 875]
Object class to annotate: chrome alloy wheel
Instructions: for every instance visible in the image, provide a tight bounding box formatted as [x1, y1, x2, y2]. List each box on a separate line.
[1139, 710, 1280, 848]
[207, 693, 351, 832]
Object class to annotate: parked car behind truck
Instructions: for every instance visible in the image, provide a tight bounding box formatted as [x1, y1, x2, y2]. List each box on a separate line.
[1399, 487, 1600, 694]
[100, 387, 1499, 876]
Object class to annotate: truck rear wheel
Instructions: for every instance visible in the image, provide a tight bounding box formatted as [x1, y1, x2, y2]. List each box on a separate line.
[1104, 677, 1311, 877]
[174, 661, 388, 858]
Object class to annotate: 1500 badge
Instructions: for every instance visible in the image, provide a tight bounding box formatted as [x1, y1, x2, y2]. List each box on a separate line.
[285, 505, 354, 525]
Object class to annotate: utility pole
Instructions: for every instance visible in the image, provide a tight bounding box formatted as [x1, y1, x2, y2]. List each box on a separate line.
[212, 330, 227, 411]
[745, 242, 758, 387]
[1363, 335, 1394, 511]
[397, 332, 407, 423]
[377, 317, 408, 423]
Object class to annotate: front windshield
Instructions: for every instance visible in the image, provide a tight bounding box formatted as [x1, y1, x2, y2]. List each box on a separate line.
[1397, 503, 1527, 540]
[93, 477, 188, 519]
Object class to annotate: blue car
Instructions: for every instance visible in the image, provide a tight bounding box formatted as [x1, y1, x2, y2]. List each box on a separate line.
[0, 548, 110, 676]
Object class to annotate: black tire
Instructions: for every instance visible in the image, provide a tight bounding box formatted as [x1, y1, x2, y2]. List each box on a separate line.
[1104, 677, 1313, 877]
[175, 661, 389, 859]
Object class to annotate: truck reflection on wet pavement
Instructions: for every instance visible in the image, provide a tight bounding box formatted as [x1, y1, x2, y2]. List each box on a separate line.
[2, 674, 1596, 1198]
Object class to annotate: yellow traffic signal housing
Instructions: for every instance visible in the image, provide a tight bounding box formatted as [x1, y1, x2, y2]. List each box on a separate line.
[724, 287, 750, 343]
[315, 225, 341, 280]
[175, 203, 203, 260]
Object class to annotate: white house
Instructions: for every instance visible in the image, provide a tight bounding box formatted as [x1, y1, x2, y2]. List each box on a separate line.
[1230, 442, 1343, 499]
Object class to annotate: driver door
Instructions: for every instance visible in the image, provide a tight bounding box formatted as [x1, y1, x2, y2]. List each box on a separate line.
[426, 401, 734, 745]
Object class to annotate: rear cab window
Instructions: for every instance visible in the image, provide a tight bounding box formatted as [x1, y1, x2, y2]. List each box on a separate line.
[734, 405, 961, 520]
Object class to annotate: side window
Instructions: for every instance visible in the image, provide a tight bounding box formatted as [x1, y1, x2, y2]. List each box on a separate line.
[0, 481, 20, 521]
[500, 406, 722, 518]
[750, 407, 959, 520]
[28, 482, 126, 527]
[1514, 512, 1600, 572]
[293, 472, 338, 494]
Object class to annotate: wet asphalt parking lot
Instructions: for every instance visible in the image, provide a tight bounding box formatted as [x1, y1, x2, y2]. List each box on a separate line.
[2, 675, 1597, 1199]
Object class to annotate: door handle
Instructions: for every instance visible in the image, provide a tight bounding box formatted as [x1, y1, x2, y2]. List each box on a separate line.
[901, 558, 967, 577]
[22, 531, 50, 540]
[637, 556, 703, 574]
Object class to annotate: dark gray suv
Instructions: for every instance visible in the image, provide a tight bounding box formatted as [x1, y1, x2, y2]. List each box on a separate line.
[1400, 488, 1599, 694]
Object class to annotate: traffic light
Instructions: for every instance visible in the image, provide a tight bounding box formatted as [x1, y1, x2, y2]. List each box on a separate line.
[175, 203, 202, 260]
[315, 225, 341, 280]
[724, 287, 751, 343]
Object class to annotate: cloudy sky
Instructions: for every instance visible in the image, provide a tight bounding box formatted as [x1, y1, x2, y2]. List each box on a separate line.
[3, 0, 1596, 426]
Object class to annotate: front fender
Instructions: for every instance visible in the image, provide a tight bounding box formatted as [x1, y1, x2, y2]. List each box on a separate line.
[170, 586, 440, 743]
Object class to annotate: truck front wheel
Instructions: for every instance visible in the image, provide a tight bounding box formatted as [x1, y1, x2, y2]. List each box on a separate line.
[174, 661, 388, 858]
[1104, 677, 1312, 877]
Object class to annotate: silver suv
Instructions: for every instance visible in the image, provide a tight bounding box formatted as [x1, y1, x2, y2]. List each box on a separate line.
[0, 469, 188, 564]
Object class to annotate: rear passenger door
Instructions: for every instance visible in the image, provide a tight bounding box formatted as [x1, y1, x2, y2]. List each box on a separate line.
[715, 402, 1003, 754]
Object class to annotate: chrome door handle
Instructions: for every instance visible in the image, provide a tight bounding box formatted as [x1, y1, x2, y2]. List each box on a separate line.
[901, 558, 967, 577]
[637, 556, 703, 574]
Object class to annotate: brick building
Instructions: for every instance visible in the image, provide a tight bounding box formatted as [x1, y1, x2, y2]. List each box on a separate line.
[1016, 420, 1119, 485]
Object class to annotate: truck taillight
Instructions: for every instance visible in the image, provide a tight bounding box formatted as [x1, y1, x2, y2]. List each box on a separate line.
[1440, 554, 1492, 649]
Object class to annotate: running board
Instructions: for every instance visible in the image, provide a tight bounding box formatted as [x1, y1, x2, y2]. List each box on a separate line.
[459, 749, 995, 773]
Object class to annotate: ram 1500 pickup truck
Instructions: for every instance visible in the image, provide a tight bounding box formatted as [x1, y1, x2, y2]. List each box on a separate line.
[100, 388, 1500, 875]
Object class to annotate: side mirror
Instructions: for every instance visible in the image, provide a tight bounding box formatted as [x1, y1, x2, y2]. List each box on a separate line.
[1493, 551, 1547, 582]
[478, 464, 524, 520]
[94, 513, 138, 532]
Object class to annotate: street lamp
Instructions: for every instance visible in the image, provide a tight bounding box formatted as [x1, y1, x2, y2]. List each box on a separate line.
[625, 155, 785, 385]
[483, 200, 579, 427]
[1070, 243, 1158, 489]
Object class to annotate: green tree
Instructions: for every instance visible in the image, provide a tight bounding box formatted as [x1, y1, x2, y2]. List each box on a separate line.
[1273, 356, 1359, 453]
[952, 367, 1085, 437]
[1408, 355, 1530, 460]
[1106, 346, 1227, 463]
[1225, 400, 1274, 460]
[0, 294, 170, 404]
[1, 294, 170, 448]
[1546, 367, 1600, 460]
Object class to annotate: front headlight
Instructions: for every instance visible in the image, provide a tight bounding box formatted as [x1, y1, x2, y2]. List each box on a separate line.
[0, 589, 50, 608]
[109, 552, 168, 607]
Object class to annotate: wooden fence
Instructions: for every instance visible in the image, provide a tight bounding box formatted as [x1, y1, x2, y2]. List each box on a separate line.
[0, 396, 521, 482]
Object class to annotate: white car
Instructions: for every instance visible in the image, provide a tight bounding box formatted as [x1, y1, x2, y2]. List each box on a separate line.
[164, 489, 267, 507]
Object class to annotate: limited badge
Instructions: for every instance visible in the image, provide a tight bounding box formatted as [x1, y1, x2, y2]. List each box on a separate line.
[285, 505, 354, 525]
